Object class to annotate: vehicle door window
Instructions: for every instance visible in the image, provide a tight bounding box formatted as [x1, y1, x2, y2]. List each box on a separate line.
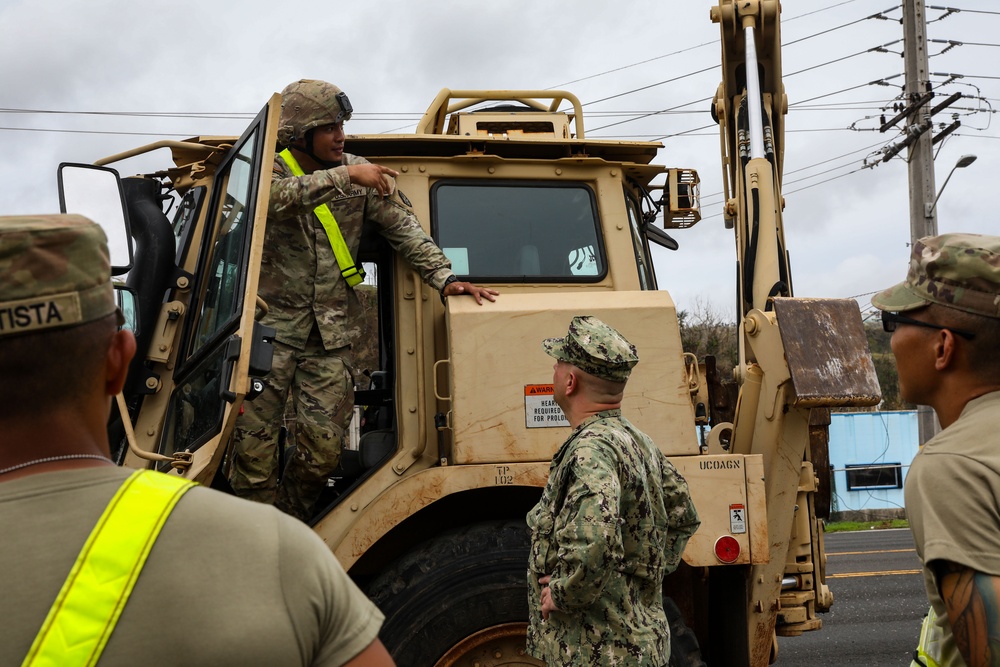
[160, 121, 264, 458]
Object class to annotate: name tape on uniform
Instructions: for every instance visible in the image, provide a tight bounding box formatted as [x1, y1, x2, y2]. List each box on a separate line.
[0, 292, 82, 335]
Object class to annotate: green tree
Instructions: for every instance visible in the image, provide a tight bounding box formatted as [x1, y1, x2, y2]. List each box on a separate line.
[677, 299, 739, 379]
[864, 321, 913, 411]
[676, 302, 912, 413]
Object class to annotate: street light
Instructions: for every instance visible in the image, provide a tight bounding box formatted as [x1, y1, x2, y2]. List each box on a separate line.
[927, 154, 977, 217]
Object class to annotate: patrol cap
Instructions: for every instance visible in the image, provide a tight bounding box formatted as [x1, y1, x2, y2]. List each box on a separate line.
[872, 233, 1000, 318]
[0, 214, 120, 338]
[543, 315, 638, 383]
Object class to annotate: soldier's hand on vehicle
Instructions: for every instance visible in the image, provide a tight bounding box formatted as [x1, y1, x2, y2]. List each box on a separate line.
[347, 163, 398, 197]
[538, 575, 559, 620]
[442, 281, 499, 305]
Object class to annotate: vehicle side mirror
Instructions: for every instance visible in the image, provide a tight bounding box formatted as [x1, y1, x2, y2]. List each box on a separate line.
[58, 163, 133, 275]
[115, 284, 139, 334]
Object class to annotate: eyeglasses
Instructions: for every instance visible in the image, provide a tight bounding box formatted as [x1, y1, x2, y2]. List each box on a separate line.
[881, 310, 976, 340]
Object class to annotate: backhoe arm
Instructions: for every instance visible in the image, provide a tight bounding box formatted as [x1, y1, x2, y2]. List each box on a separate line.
[712, 0, 789, 330]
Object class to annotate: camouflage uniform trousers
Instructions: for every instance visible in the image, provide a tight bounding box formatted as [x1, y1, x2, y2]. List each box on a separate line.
[230, 325, 354, 521]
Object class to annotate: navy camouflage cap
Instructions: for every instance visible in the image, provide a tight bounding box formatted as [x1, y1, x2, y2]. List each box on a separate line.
[0, 214, 119, 338]
[872, 233, 1000, 318]
[543, 315, 638, 382]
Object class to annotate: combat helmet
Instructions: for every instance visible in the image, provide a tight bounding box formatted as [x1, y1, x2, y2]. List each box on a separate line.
[277, 79, 353, 146]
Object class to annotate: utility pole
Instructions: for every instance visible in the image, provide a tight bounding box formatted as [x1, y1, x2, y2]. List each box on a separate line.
[903, 0, 937, 240]
[902, 0, 940, 443]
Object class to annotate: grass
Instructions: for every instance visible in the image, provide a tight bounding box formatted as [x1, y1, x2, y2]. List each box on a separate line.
[825, 518, 909, 532]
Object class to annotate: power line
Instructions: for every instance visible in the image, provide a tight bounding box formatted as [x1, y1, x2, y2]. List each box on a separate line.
[0, 107, 420, 121]
[3, 5, 994, 152]
[649, 123, 717, 142]
[0, 5, 961, 139]
[587, 97, 712, 133]
[950, 74, 1000, 81]
[0, 108, 255, 120]
[930, 38, 1000, 49]
[783, 5, 900, 47]
[953, 132, 1000, 139]
[550, 41, 716, 90]
[785, 165, 868, 195]
[784, 0, 864, 22]
[792, 76, 904, 107]
[784, 161, 864, 187]
[787, 45, 896, 78]
[698, 140, 887, 206]
[579, 65, 718, 108]
[927, 6, 1000, 17]
[550, 0, 873, 92]
[0, 125, 198, 137]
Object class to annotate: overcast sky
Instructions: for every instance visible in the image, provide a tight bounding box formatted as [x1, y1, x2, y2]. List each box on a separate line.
[2, 0, 997, 322]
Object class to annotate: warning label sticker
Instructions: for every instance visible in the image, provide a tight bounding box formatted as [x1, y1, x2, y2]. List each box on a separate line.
[730, 503, 747, 534]
[524, 384, 570, 429]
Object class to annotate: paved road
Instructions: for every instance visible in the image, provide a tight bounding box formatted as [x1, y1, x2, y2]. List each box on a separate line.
[775, 529, 927, 666]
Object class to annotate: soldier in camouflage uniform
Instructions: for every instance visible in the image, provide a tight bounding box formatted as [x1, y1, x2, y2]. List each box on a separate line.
[526, 316, 700, 666]
[229, 80, 497, 521]
[872, 234, 1000, 667]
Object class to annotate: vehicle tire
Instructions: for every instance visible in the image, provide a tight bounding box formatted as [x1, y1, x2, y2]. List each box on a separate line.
[368, 520, 542, 666]
[666, 597, 707, 667]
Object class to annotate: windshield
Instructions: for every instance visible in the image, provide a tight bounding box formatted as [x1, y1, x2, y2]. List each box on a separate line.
[432, 181, 605, 282]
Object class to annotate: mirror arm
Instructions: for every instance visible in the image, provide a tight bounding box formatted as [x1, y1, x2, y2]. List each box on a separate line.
[115, 393, 192, 471]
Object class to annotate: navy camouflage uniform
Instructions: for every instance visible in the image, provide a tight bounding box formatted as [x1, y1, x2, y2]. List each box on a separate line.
[526, 316, 701, 666]
[229, 149, 454, 520]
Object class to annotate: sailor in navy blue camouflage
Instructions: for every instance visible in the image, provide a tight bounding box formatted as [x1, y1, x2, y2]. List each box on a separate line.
[229, 79, 497, 521]
[527, 316, 700, 666]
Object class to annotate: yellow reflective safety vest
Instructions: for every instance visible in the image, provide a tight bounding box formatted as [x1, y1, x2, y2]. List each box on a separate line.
[279, 148, 366, 287]
[911, 606, 944, 667]
[22, 470, 196, 667]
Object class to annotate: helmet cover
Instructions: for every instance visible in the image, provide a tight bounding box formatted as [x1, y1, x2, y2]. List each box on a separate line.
[277, 79, 353, 146]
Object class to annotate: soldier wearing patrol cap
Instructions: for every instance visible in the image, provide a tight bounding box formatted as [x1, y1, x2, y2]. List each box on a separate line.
[0, 214, 396, 665]
[871, 234, 1000, 667]
[0, 214, 130, 430]
[229, 79, 498, 521]
[526, 315, 700, 666]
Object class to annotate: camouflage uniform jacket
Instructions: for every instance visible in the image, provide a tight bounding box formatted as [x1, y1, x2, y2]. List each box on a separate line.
[526, 409, 700, 666]
[261, 151, 454, 351]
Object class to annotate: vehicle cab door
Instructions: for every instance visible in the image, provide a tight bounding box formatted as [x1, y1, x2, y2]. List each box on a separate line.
[127, 95, 280, 484]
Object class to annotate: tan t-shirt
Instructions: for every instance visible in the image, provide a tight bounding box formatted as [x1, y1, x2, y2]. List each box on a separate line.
[1, 467, 383, 666]
[905, 390, 1000, 666]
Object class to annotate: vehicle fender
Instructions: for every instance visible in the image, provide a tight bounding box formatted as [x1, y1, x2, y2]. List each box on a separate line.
[328, 462, 550, 569]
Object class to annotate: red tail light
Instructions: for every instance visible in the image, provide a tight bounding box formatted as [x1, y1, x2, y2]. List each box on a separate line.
[714, 535, 741, 564]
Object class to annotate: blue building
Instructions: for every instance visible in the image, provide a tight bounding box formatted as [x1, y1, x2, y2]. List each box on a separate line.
[828, 410, 920, 520]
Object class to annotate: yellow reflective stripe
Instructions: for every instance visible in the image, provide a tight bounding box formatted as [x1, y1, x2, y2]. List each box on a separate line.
[279, 149, 365, 287]
[911, 606, 943, 667]
[22, 470, 196, 667]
